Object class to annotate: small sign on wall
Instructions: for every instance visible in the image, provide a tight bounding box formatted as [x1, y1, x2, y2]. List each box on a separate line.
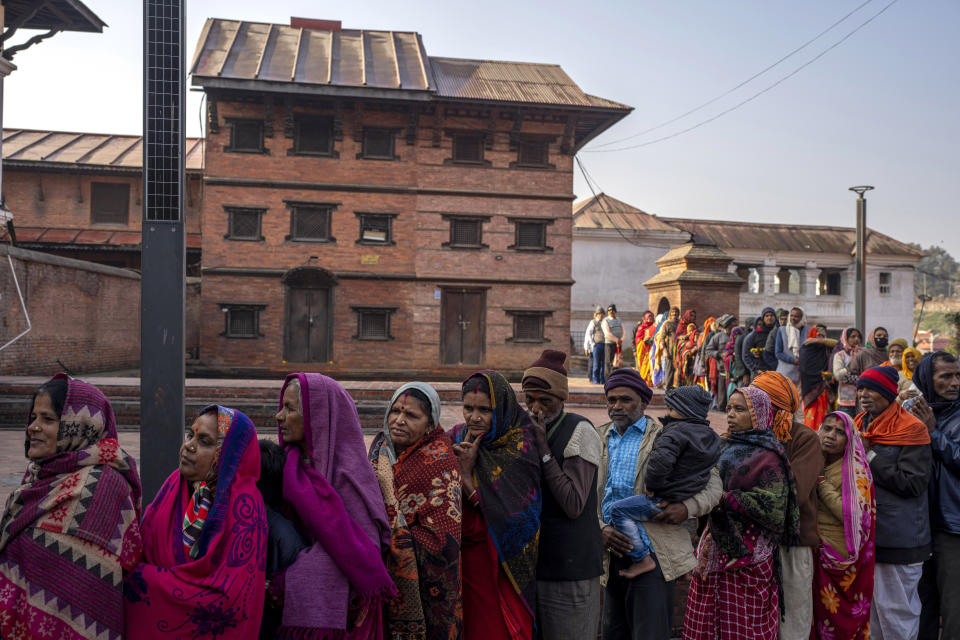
[361, 254, 380, 265]
[434, 289, 442, 299]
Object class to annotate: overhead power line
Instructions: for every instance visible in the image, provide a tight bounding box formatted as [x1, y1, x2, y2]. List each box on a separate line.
[584, 0, 900, 154]
[575, 156, 651, 248]
[591, 0, 878, 149]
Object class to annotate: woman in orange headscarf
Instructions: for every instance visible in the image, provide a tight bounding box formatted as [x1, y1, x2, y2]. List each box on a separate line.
[634, 311, 657, 386]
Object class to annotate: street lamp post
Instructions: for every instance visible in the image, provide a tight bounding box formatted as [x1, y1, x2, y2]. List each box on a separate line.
[849, 186, 874, 335]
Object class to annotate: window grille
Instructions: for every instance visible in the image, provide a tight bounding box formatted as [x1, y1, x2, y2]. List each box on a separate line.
[517, 139, 549, 166]
[354, 308, 395, 340]
[450, 219, 482, 247]
[221, 305, 264, 338]
[515, 221, 546, 249]
[91, 183, 130, 224]
[362, 129, 395, 159]
[513, 314, 545, 342]
[292, 207, 331, 241]
[226, 208, 263, 240]
[295, 117, 333, 154]
[452, 134, 483, 163]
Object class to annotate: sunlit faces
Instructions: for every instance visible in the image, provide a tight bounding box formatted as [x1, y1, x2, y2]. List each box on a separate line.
[605, 386, 644, 429]
[26, 392, 59, 460]
[388, 393, 433, 454]
[276, 383, 305, 447]
[725, 391, 754, 432]
[462, 390, 493, 441]
[818, 415, 848, 461]
[524, 391, 563, 425]
[180, 411, 219, 483]
[904, 350, 919, 372]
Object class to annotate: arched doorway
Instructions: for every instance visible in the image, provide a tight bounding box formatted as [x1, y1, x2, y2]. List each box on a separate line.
[656, 296, 671, 316]
[282, 267, 337, 362]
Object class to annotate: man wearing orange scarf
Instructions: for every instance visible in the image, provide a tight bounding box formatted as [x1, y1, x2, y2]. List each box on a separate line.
[749, 371, 823, 640]
[855, 365, 932, 640]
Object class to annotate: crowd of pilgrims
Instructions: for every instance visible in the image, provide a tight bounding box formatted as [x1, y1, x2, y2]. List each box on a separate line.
[0, 338, 958, 640]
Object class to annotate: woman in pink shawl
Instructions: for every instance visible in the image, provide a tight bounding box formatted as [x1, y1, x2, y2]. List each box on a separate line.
[124, 405, 268, 639]
[812, 411, 875, 639]
[0, 374, 142, 640]
[275, 373, 396, 639]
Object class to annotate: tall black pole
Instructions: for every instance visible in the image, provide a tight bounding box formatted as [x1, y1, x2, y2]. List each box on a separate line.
[141, 0, 185, 501]
[849, 186, 873, 335]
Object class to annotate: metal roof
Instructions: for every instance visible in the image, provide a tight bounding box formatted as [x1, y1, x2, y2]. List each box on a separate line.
[2, 0, 106, 33]
[430, 57, 630, 109]
[2, 129, 204, 172]
[191, 19, 432, 93]
[572, 193, 682, 233]
[0, 226, 202, 249]
[661, 217, 924, 258]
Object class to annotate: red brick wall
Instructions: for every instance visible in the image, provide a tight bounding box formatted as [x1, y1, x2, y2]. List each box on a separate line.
[198, 96, 577, 374]
[4, 169, 203, 234]
[0, 245, 141, 375]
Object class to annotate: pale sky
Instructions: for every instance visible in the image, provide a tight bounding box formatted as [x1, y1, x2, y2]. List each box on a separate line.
[4, 0, 957, 258]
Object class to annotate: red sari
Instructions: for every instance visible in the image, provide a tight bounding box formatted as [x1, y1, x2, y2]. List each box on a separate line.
[461, 496, 532, 640]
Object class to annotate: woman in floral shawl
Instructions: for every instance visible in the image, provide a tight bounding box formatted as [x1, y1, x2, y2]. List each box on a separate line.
[634, 311, 657, 385]
[275, 373, 396, 639]
[812, 411, 875, 640]
[452, 371, 541, 640]
[368, 382, 462, 640]
[674, 323, 700, 387]
[125, 405, 267, 639]
[0, 374, 142, 640]
[683, 386, 800, 640]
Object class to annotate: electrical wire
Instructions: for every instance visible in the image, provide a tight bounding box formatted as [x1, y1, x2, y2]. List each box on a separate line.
[575, 156, 652, 248]
[584, 0, 900, 153]
[591, 0, 878, 149]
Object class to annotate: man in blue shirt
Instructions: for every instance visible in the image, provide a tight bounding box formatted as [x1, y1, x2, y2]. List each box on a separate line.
[597, 369, 721, 640]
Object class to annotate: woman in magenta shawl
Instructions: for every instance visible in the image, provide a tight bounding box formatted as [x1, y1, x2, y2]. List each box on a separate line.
[0, 374, 142, 640]
[124, 405, 268, 639]
[275, 373, 396, 639]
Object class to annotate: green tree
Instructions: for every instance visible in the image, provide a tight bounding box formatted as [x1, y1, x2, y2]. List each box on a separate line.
[912, 243, 960, 298]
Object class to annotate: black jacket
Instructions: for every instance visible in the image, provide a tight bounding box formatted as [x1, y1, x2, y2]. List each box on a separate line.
[930, 401, 960, 534]
[644, 416, 723, 502]
[871, 442, 933, 564]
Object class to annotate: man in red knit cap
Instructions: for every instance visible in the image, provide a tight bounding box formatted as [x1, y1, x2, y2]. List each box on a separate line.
[522, 349, 604, 640]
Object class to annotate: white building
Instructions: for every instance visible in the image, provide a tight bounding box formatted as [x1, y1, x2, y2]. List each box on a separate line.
[572, 193, 923, 341]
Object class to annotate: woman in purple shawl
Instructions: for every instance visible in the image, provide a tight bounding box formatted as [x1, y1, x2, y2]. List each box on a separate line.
[275, 373, 396, 639]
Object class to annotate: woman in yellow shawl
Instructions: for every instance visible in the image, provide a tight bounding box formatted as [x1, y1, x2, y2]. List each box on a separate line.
[634, 311, 657, 385]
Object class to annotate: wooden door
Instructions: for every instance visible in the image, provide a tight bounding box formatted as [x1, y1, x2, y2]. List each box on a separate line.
[285, 287, 330, 362]
[441, 289, 485, 365]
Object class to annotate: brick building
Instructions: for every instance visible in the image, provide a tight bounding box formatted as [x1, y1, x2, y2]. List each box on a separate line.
[190, 18, 631, 377]
[0, 129, 204, 272]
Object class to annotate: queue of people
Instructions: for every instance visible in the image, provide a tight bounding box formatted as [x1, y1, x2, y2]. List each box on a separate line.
[0, 346, 957, 639]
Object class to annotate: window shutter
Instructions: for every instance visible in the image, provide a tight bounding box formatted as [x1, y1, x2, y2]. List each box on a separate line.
[518, 140, 548, 166]
[452, 219, 481, 246]
[297, 117, 333, 153]
[229, 210, 260, 239]
[91, 183, 130, 224]
[516, 222, 545, 249]
[363, 129, 394, 158]
[453, 134, 483, 162]
[233, 121, 263, 151]
[229, 309, 256, 337]
[515, 315, 543, 341]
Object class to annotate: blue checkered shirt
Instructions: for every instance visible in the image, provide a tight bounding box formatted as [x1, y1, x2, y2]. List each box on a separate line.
[601, 416, 648, 523]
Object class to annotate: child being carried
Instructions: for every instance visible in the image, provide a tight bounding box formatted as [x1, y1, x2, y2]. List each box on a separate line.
[609, 385, 722, 577]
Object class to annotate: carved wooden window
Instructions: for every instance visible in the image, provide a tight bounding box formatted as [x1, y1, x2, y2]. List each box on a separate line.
[225, 207, 264, 241]
[228, 119, 264, 153]
[295, 116, 334, 154]
[517, 139, 549, 167]
[514, 221, 547, 250]
[290, 206, 333, 242]
[452, 134, 484, 163]
[506, 310, 551, 343]
[353, 307, 396, 341]
[90, 182, 130, 225]
[220, 304, 265, 338]
[449, 219, 482, 248]
[361, 128, 396, 160]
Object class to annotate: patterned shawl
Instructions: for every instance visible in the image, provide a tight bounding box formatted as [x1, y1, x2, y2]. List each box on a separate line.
[453, 371, 541, 617]
[369, 382, 462, 640]
[0, 374, 142, 640]
[812, 412, 875, 640]
[279, 373, 395, 639]
[676, 310, 696, 338]
[699, 387, 800, 576]
[124, 406, 267, 640]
